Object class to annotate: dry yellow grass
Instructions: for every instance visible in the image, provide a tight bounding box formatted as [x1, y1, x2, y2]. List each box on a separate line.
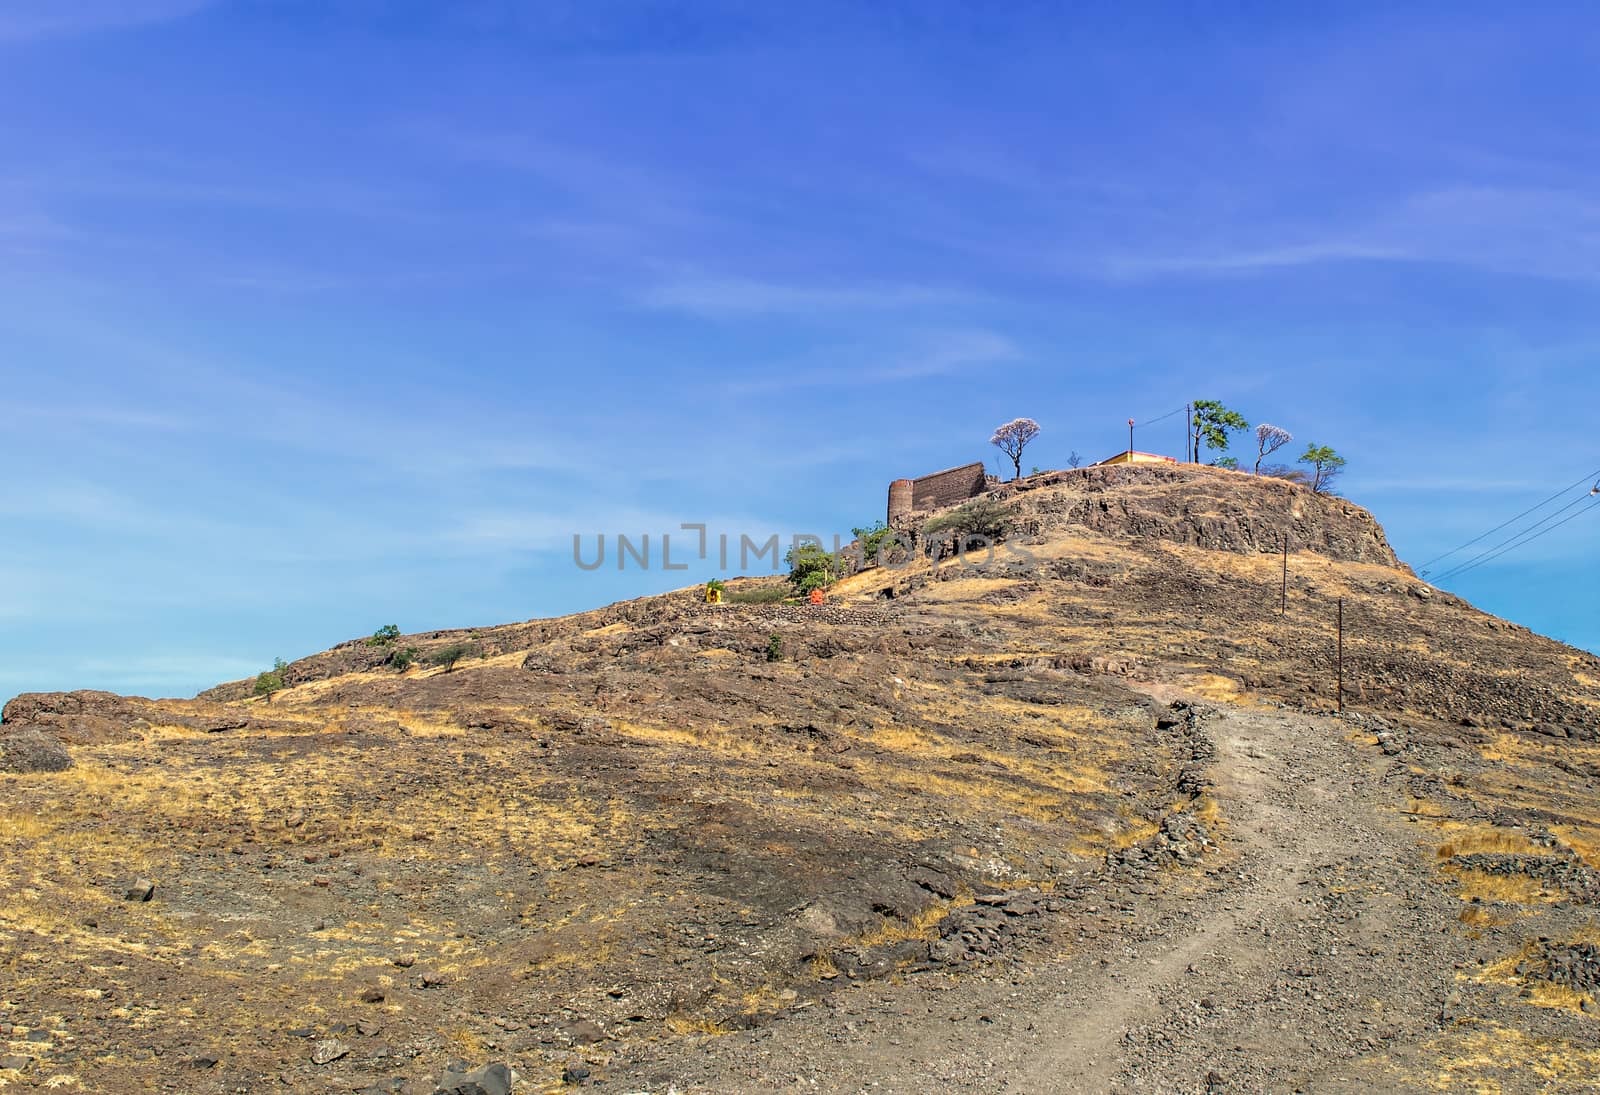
[1409, 1022, 1600, 1092]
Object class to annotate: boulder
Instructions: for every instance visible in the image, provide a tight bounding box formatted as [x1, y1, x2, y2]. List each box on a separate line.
[0, 729, 72, 774]
[435, 1062, 513, 1095]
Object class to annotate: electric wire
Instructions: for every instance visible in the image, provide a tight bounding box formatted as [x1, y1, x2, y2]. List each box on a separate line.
[1417, 465, 1600, 574]
[1433, 495, 1600, 583]
[1137, 407, 1188, 428]
[1431, 490, 1596, 583]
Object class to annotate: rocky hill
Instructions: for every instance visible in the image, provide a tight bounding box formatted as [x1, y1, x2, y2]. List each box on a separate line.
[1, 464, 1597, 1093]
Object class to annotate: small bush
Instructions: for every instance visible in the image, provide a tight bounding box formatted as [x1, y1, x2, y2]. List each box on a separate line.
[727, 585, 788, 604]
[766, 634, 784, 662]
[428, 642, 476, 673]
[253, 657, 288, 701]
[1260, 464, 1312, 486]
[366, 624, 401, 647]
[390, 646, 418, 672]
[922, 498, 1012, 542]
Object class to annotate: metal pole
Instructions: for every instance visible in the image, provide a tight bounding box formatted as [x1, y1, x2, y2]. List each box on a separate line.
[1281, 534, 1288, 616]
[1337, 597, 1345, 715]
[1128, 418, 1135, 455]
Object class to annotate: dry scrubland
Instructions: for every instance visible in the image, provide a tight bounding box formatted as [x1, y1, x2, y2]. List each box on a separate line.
[2, 464, 1598, 1092]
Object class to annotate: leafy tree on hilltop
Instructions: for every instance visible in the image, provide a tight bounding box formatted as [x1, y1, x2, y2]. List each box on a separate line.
[1300, 444, 1347, 494]
[1253, 424, 1294, 475]
[990, 418, 1041, 480]
[367, 624, 401, 647]
[1190, 401, 1249, 463]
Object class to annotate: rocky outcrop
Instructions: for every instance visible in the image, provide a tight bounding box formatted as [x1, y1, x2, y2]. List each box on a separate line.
[990, 463, 1405, 569]
[2, 690, 298, 742]
[2, 690, 148, 745]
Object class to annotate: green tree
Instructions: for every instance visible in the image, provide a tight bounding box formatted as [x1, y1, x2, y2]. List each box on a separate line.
[390, 646, 419, 672]
[1190, 400, 1250, 462]
[252, 657, 288, 703]
[1299, 444, 1347, 494]
[367, 624, 401, 647]
[428, 642, 475, 673]
[786, 542, 840, 595]
[852, 522, 902, 568]
[765, 634, 784, 662]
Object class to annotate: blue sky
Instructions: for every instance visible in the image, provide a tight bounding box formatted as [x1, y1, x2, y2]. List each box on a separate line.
[2, 1, 1598, 697]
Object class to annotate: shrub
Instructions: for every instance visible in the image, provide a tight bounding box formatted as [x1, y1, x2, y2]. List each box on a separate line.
[253, 657, 288, 702]
[727, 584, 788, 604]
[786, 542, 840, 595]
[366, 624, 401, 647]
[1260, 464, 1311, 486]
[766, 634, 784, 662]
[390, 646, 418, 672]
[428, 642, 475, 673]
[922, 498, 1012, 542]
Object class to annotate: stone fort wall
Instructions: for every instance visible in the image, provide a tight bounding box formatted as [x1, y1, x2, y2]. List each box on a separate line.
[888, 462, 989, 523]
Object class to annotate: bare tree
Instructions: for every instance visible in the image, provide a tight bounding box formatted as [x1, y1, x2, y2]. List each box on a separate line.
[1067, 450, 1083, 469]
[990, 418, 1041, 480]
[1254, 424, 1293, 474]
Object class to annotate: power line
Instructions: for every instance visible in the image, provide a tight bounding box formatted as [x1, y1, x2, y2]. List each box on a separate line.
[1417, 465, 1600, 574]
[1433, 495, 1600, 583]
[1137, 407, 1188, 428]
[1432, 490, 1596, 582]
[1432, 488, 1597, 582]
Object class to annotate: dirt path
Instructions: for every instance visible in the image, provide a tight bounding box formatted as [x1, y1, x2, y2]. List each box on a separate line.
[631, 705, 1471, 1093]
[999, 705, 1453, 1093]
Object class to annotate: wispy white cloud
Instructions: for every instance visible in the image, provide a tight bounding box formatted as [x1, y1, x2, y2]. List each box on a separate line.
[1105, 241, 1407, 278]
[0, 0, 214, 42]
[1101, 185, 1600, 282]
[638, 275, 977, 318]
[1359, 475, 1559, 494]
[0, 652, 262, 697]
[727, 328, 1021, 394]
